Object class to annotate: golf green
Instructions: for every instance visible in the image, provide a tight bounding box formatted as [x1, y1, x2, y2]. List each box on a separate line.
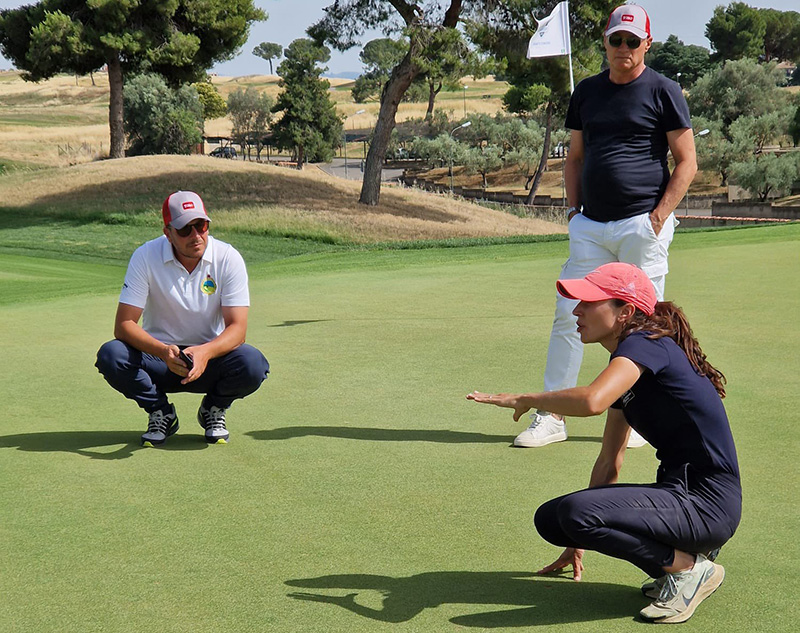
[1, 225, 797, 632]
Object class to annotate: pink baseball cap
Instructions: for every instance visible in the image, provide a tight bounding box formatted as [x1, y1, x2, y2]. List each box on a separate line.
[605, 4, 651, 39]
[557, 262, 657, 315]
[161, 191, 211, 229]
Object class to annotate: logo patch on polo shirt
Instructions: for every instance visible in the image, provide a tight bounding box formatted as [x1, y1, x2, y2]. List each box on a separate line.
[202, 274, 217, 295]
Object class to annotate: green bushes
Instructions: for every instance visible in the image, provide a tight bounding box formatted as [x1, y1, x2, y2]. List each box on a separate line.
[123, 74, 203, 156]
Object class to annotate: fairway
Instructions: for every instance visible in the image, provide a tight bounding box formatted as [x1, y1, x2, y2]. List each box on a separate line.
[1, 225, 798, 632]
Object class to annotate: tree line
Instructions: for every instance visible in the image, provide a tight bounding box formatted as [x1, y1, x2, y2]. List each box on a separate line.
[1, 1, 799, 204]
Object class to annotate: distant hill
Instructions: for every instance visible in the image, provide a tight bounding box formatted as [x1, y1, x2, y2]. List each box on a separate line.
[324, 71, 360, 80]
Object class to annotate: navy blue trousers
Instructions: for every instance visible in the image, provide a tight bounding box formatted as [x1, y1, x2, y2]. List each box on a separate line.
[96, 339, 269, 413]
[534, 467, 741, 578]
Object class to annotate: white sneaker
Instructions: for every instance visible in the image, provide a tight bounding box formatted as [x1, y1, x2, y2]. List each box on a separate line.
[639, 554, 725, 623]
[513, 411, 567, 447]
[641, 548, 721, 599]
[627, 428, 648, 448]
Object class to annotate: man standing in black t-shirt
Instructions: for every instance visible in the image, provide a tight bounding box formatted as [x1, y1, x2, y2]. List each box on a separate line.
[515, 4, 699, 449]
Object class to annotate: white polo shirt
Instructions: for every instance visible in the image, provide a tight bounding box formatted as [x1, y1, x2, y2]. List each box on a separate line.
[119, 235, 250, 346]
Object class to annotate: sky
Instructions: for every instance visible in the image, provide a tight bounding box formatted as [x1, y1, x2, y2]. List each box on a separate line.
[0, 1, 799, 77]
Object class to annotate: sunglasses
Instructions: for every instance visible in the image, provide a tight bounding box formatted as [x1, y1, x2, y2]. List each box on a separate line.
[608, 34, 642, 49]
[173, 219, 209, 237]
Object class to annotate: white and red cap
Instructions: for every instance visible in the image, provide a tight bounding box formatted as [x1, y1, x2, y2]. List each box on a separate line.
[605, 4, 651, 39]
[161, 190, 210, 229]
[557, 262, 657, 316]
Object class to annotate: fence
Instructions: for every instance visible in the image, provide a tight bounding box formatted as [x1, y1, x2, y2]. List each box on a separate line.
[57, 142, 101, 160]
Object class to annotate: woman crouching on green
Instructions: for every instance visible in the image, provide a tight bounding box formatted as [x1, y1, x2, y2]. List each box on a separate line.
[468, 262, 741, 624]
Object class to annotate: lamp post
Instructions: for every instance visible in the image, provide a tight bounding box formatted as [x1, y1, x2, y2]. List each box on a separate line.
[462, 85, 468, 118]
[449, 120, 471, 193]
[685, 128, 710, 214]
[343, 109, 365, 179]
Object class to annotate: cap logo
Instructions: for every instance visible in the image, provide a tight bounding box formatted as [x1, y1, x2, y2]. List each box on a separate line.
[621, 14, 634, 22]
[182, 201, 195, 210]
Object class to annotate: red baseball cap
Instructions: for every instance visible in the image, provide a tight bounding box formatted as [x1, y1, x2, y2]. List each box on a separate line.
[605, 4, 651, 39]
[162, 191, 211, 229]
[557, 262, 657, 315]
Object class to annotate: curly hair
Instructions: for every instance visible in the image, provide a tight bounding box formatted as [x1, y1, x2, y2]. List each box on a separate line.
[617, 300, 727, 398]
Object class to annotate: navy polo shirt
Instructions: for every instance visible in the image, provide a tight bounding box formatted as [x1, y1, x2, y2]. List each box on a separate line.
[610, 332, 740, 480]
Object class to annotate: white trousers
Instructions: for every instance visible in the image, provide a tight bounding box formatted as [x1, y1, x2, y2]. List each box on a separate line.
[543, 212, 678, 392]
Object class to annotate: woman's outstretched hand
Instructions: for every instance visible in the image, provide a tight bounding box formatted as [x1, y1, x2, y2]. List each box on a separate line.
[466, 391, 531, 422]
[537, 547, 585, 581]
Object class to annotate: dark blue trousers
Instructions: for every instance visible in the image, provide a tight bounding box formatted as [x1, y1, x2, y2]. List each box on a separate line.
[534, 467, 741, 578]
[96, 339, 269, 413]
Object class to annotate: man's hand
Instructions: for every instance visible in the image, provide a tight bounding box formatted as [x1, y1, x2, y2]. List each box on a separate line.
[180, 345, 210, 384]
[649, 212, 667, 236]
[537, 547, 585, 581]
[164, 345, 188, 377]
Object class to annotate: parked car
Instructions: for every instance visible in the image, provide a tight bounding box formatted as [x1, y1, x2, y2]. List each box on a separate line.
[210, 146, 237, 159]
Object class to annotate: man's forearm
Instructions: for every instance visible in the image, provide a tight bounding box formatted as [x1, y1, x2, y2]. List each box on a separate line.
[564, 158, 583, 210]
[193, 322, 246, 360]
[653, 158, 697, 220]
[115, 321, 170, 359]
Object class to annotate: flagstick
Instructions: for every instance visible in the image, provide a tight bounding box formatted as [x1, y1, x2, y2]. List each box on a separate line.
[565, 0, 574, 94]
[527, 0, 574, 94]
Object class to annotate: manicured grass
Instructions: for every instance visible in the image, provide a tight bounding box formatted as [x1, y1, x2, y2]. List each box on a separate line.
[0, 224, 797, 632]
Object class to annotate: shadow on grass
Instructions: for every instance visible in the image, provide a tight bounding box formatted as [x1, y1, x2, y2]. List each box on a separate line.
[285, 570, 642, 626]
[248, 426, 602, 445]
[0, 431, 208, 459]
[269, 319, 332, 327]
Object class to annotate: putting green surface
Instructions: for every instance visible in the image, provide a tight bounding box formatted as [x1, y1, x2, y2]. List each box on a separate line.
[1, 225, 797, 632]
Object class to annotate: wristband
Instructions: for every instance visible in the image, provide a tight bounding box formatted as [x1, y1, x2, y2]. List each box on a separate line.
[566, 206, 579, 215]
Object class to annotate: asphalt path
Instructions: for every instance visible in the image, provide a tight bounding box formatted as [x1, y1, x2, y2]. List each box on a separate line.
[320, 157, 404, 182]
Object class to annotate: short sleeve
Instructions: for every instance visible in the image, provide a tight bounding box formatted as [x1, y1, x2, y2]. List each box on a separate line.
[658, 80, 692, 132]
[564, 83, 582, 131]
[611, 332, 671, 375]
[119, 245, 149, 309]
[219, 247, 250, 307]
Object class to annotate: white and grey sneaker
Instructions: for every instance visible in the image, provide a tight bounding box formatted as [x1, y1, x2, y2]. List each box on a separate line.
[642, 547, 721, 600]
[513, 411, 567, 447]
[198, 404, 229, 444]
[627, 428, 649, 448]
[639, 554, 725, 623]
[141, 404, 179, 447]
[641, 548, 721, 599]
[641, 574, 667, 600]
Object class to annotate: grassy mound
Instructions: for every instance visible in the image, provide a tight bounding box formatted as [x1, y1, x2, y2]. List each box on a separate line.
[0, 155, 565, 247]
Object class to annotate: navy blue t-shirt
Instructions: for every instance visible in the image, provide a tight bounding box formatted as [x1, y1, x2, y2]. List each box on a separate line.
[610, 332, 740, 481]
[565, 67, 691, 222]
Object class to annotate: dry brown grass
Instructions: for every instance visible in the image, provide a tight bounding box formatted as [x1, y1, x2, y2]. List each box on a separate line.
[0, 71, 508, 163]
[0, 154, 565, 242]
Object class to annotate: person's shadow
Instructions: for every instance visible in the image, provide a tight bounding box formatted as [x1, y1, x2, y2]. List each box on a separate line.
[248, 426, 602, 445]
[0, 431, 207, 459]
[286, 570, 644, 626]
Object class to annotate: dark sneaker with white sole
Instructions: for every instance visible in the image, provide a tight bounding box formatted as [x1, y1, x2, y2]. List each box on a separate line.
[141, 404, 179, 447]
[197, 404, 229, 444]
[639, 554, 725, 624]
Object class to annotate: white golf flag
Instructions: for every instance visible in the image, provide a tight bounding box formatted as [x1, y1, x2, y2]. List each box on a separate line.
[527, 1, 572, 58]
